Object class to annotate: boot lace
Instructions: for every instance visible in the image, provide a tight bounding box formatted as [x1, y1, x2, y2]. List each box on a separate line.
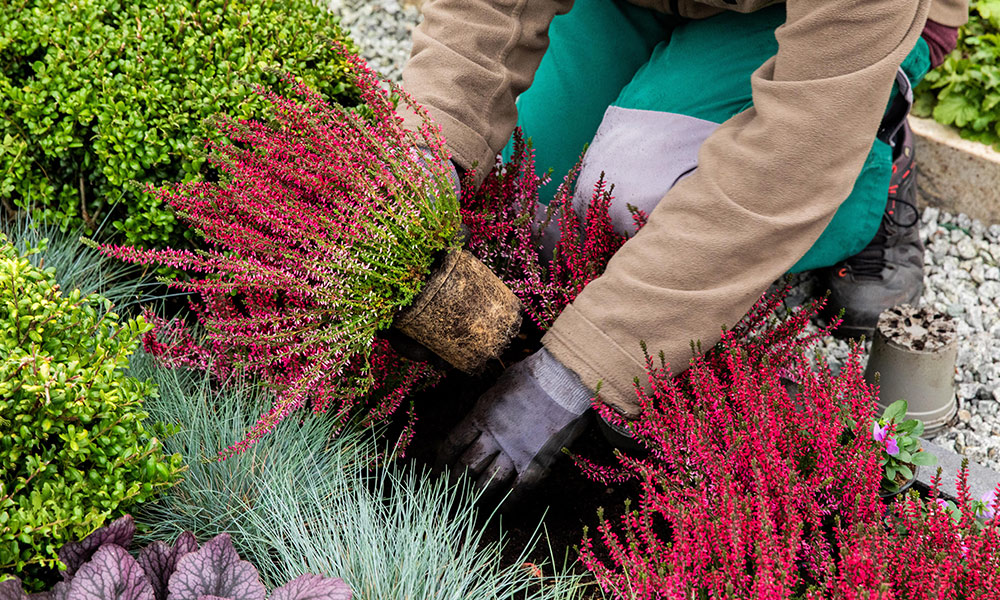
[846, 195, 919, 280]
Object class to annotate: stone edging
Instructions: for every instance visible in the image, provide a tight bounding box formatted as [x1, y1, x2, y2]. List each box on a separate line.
[916, 438, 1000, 503]
[911, 116, 1000, 225]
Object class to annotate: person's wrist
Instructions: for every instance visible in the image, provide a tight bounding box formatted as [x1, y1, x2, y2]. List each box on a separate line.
[921, 18, 959, 69]
[530, 347, 593, 417]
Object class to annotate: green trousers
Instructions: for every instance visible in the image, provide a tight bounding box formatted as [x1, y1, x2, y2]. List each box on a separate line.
[504, 1, 930, 272]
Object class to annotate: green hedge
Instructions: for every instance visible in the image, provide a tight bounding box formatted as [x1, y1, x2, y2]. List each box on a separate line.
[0, 0, 358, 248]
[914, 1, 1000, 149]
[0, 234, 183, 585]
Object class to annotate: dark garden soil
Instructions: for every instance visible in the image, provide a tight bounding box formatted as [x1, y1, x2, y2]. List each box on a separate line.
[400, 324, 643, 583]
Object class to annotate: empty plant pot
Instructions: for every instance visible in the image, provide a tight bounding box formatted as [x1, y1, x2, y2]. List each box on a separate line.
[864, 304, 958, 436]
[395, 249, 522, 373]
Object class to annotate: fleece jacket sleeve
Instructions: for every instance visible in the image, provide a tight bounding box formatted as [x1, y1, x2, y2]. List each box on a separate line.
[400, 0, 574, 186]
[543, 0, 933, 415]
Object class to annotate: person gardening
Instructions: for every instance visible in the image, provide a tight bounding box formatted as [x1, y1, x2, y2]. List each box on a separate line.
[399, 0, 967, 500]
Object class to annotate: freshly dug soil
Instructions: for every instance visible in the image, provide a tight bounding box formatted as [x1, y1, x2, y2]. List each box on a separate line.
[400, 324, 641, 581]
[396, 250, 522, 373]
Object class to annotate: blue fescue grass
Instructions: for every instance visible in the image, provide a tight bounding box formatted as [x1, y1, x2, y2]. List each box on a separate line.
[130, 351, 590, 599]
[3, 213, 157, 310]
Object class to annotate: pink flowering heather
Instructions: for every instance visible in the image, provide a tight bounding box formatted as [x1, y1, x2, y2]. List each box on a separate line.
[96, 45, 459, 456]
[831, 465, 1000, 598]
[461, 132, 636, 330]
[576, 290, 1000, 598]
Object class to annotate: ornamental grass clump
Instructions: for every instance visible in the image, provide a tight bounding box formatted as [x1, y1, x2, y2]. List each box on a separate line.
[130, 353, 587, 600]
[575, 291, 1000, 598]
[96, 46, 460, 456]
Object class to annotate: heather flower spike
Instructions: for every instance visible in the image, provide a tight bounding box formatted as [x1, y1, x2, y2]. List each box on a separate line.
[576, 288, 1000, 598]
[98, 43, 458, 456]
[461, 131, 636, 331]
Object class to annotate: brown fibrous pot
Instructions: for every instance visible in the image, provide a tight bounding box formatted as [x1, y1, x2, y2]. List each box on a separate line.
[395, 249, 522, 373]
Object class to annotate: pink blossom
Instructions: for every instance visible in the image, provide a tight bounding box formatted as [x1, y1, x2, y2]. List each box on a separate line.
[983, 488, 998, 520]
[873, 421, 899, 455]
[99, 44, 453, 456]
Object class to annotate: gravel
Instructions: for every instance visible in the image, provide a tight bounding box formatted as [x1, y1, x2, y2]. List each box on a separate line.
[327, 0, 422, 83]
[806, 206, 1000, 472]
[329, 2, 1000, 471]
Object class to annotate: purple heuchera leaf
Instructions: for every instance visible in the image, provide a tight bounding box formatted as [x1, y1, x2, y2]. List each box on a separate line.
[0, 578, 27, 600]
[166, 534, 265, 600]
[139, 532, 199, 600]
[65, 544, 154, 600]
[46, 581, 70, 600]
[59, 516, 136, 578]
[270, 574, 351, 600]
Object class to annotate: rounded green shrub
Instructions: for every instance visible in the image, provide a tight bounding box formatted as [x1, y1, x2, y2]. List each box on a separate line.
[0, 233, 183, 581]
[0, 0, 358, 247]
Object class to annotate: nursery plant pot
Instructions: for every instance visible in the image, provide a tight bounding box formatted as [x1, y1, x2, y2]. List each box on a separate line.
[864, 305, 958, 436]
[395, 249, 522, 373]
[880, 465, 920, 500]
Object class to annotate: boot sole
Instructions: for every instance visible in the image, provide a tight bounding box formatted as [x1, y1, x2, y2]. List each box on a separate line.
[831, 323, 876, 341]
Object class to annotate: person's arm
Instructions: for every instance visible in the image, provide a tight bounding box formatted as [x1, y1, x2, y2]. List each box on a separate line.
[400, 0, 574, 187]
[927, 0, 969, 27]
[543, 0, 934, 416]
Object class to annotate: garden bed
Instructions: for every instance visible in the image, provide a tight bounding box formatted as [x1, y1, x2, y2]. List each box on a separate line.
[4, 1, 1000, 598]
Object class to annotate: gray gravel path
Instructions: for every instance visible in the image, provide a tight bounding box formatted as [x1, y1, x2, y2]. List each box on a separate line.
[330, 1, 1000, 471]
[328, 0, 421, 82]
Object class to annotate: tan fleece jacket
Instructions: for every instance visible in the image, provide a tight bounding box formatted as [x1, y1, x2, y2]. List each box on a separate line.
[401, 0, 969, 415]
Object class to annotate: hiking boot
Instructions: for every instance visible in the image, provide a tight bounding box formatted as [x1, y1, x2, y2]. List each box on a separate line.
[823, 120, 924, 339]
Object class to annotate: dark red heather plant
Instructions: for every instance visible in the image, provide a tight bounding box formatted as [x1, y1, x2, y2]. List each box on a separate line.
[461, 133, 640, 330]
[577, 291, 1000, 599]
[94, 46, 458, 457]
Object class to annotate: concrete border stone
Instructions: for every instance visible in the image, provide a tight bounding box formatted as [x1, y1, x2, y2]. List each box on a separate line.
[916, 438, 1000, 503]
[911, 116, 1000, 225]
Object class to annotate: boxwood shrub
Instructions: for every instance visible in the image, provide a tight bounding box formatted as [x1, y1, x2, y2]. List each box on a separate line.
[0, 233, 183, 585]
[914, 1, 1000, 149]
[0, 0, 358, 247]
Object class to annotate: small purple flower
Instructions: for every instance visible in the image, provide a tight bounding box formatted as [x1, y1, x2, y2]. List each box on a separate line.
[935, 498, 949, 510]
[873, 421, 899, 455]
[983, 489, 998, 520]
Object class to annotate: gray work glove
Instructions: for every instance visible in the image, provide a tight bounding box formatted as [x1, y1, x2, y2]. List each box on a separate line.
[438, 347, 593, 502]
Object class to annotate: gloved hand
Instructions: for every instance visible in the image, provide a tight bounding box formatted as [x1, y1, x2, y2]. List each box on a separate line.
[438, 347, 593, 502]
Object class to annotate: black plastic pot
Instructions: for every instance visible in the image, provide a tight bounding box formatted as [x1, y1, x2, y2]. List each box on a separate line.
[879, 464, 920, 501]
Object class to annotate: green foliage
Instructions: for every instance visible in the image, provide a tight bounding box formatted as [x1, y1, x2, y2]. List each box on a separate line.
[876, 399, 938, 494]
[914, 1, 1000, 149]
[8, 214, 151, 309]
[131, 353, 588, 599]
[0, 0, 358, 248]
[0, 233, 183, 581]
